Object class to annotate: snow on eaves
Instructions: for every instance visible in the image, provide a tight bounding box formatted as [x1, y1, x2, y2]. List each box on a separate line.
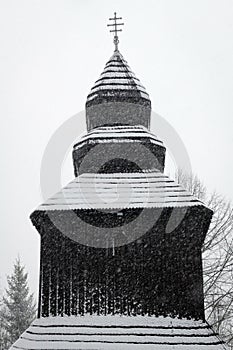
[73, 125, 164, 150]
[37, 171, 206, 212]
[86, 50, 150, 103]
[10, 315, 228, 350]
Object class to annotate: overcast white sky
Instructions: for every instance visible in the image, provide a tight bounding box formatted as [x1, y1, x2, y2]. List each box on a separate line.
[1, 0, 233, 297]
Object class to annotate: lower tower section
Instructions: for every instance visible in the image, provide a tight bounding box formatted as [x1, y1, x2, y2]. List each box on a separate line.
[32, 204, 212, 321]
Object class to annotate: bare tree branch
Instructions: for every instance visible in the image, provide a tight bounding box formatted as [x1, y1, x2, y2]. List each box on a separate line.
[177, 170, 233, 346]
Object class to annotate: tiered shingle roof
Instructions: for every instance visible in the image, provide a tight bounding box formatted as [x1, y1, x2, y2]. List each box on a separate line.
[74, 125, 164, 149]
[38, 171, 204, 211]
[11, 316, 228, 350]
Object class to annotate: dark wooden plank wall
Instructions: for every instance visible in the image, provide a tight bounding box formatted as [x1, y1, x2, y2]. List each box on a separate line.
[32, 206, 212, 321]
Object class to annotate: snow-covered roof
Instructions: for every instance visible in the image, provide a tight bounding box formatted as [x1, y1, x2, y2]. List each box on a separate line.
[86, 51, 150, 105]
[74, 125, 164, 149]
[37, 171, 205, 211]
[10, 315, 228, 350]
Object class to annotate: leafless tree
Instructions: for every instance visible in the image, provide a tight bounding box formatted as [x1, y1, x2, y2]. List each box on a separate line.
[177, 170, 233, 346]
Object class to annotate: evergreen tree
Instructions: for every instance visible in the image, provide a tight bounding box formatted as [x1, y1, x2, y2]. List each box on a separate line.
[1, 258, 36, 347]
[0, 304, 11, 350]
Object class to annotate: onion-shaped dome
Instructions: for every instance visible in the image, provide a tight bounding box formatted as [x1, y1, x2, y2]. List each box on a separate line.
[86, 50, 151, 131]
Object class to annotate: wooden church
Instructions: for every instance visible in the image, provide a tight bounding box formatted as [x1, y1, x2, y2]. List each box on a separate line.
[10, 13, 228, 350]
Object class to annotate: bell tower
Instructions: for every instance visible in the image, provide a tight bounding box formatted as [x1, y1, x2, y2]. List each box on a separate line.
[10, 13, 227, 350]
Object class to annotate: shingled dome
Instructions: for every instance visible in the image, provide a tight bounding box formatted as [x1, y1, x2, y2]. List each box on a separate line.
[86, 50, 152, 131]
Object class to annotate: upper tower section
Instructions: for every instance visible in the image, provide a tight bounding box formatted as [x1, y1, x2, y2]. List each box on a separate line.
[85, 13, 151, 131]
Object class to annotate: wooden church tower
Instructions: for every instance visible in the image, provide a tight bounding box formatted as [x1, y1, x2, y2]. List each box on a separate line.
[10, 13, 228, 350]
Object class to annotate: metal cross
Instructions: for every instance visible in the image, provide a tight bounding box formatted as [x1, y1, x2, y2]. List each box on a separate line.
[107, 12, 124, 52]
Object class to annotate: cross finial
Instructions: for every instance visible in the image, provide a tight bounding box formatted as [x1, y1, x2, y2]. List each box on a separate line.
[107, 12, 124, 52]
